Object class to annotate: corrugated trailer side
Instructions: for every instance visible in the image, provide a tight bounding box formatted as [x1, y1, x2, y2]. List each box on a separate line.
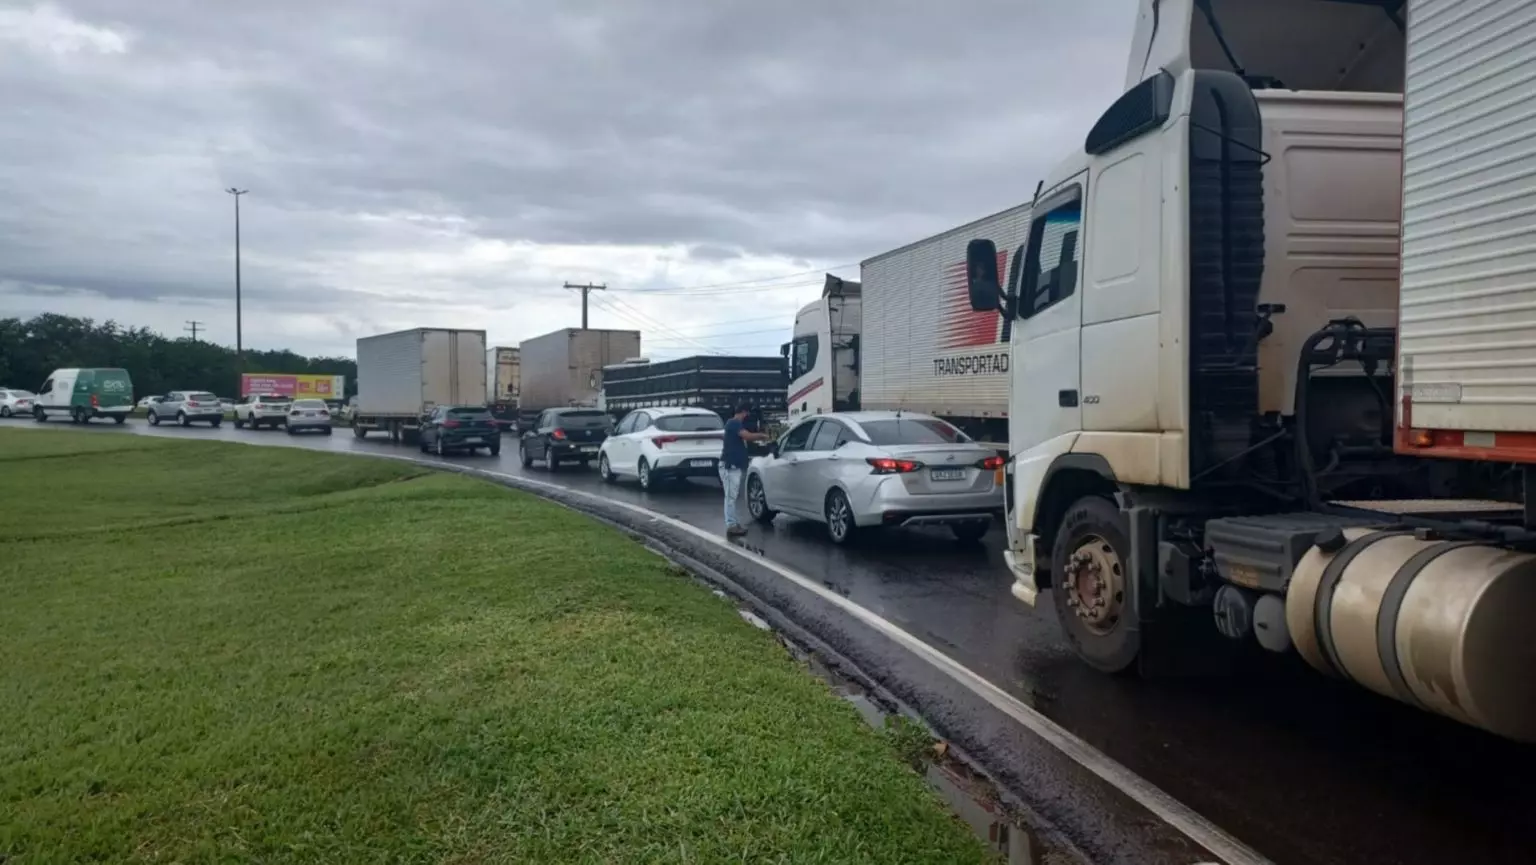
[357, 329, 427, 417]
[1396, 0, 1536, 461]
[861, 203, 1031, 422]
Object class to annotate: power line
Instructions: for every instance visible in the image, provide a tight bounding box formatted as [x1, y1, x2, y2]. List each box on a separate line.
[604, 264, 856, 294]
[589, 294, 727, 356]
[184, 320, 204, 342]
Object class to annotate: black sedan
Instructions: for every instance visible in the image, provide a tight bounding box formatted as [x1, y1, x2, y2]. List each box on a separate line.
[418, 405, 501, 456]
[519, 407, 610, 471]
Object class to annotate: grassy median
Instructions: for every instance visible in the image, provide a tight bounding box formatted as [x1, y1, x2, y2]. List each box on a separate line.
[0, 430, 990, 864]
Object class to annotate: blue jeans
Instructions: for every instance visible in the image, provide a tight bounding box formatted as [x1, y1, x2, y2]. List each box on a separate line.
[719, 465, 744, 530]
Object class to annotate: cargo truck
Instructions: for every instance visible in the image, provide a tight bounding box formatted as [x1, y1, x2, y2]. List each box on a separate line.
[599, 354, 787, 419]
[486, 345, 520, 434]
[962, 0, 1536, 741]
[784, 205, 1030, 442]
[351, 328, 487, 442]
[517, 328, 641, 426]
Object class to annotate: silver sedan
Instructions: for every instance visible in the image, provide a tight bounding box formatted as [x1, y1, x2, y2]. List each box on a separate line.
[745, 411, 1004, 544]
[284, 398, 334, 435]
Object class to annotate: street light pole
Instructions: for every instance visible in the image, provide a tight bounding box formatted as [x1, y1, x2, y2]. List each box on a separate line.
[225, 187, 248, 369]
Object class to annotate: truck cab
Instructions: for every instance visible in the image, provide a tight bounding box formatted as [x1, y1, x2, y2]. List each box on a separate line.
[785, 275, 862, 421]
[966, 0, 1536, 740]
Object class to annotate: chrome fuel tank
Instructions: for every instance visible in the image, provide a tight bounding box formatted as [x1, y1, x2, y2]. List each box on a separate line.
[1288, 528, 1536, 741]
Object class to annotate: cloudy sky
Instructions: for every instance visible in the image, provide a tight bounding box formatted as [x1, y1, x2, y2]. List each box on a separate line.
[0, 1, 1134, 360]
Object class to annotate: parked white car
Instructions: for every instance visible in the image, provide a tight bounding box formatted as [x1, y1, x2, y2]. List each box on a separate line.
[598, 407, 725, 491]
[0, 389, 36, 418]
[234, 394, 293, 430]
[745, 411, 1005, 545]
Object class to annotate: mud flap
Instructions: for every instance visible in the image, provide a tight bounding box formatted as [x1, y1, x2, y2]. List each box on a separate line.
[1128, 503, 1237, 679]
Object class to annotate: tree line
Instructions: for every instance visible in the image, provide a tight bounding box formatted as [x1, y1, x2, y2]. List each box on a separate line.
[0, 314, 357, 398]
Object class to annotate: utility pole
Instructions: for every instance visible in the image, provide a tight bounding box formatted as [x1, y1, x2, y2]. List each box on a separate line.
[226, 187, 248, 368]
[184, 320, 204, 342]
[562, 282, 607, 329]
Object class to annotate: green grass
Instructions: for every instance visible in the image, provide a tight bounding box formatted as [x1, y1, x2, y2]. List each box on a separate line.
[0, 431, 990, 864]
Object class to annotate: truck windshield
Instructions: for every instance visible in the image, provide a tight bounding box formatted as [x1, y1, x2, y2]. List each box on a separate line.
[555, 411, 608, 429]
[655, 415, 724, 432]
[860, 418, 970, 445]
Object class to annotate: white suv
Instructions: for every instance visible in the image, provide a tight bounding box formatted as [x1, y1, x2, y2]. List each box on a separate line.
[234, 394, 293, 430]
[598, 407, 725, 491]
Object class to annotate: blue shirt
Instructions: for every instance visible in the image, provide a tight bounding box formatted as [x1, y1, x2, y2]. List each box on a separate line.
[722, 418, 749, 469]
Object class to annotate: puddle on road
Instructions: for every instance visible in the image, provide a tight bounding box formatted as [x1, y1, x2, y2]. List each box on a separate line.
[769, 621, 1072, 865]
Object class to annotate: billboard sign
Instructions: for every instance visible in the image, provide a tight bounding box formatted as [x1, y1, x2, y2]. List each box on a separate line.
[240, 373, 345, 399]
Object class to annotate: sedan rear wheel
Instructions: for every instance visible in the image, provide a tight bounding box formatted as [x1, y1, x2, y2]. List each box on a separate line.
[824, 488, 856, 545]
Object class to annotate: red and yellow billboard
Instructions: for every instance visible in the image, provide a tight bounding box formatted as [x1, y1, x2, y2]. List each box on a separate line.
[240, 373, 345, 399]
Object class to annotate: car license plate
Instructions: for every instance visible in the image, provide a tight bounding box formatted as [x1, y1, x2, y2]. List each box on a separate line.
[930, 469, 965, 481]
[689, 458, 715, 468]
[581, 445, 599, 452]
[464, 437, 482, 444]
[304, 412, 317, 417]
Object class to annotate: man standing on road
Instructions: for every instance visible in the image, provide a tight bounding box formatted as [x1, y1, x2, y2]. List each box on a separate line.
[721, 403, 769, 536]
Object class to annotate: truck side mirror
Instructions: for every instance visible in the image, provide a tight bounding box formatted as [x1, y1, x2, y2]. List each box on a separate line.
[966, 239, 1002, 312]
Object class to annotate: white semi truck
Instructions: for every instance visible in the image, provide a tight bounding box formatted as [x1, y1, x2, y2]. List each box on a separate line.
[784, 205, 1032, 441]
[964, 0, 1536, 740]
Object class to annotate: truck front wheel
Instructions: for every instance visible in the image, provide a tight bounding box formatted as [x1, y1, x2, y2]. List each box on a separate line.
[1050, 495, 1140, 674]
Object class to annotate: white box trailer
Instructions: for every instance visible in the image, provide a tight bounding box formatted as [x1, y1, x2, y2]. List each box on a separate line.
[1396, 0, 1536, 456]
[352, 328, 487, 442]
[860, 203, 1031, 438]
[518, 328, 641, 421]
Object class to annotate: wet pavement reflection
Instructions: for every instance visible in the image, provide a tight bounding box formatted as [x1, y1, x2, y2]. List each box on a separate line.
[15, 417, 1536, 865]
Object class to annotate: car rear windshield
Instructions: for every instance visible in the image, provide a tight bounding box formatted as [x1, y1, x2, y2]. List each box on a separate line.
[555, 411, 608, 429]
[655, 414, 724, 432]
[256, 395, 289, 403]
[188, 392, 218, 402]
[859, 418, 970, 445]
[448, 408, 492, 420]
[293, 399, 326, 409]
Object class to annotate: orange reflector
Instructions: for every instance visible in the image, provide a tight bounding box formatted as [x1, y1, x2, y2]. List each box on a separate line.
[1407, 429, 1433, 447]
[994, 468, 1005, 485]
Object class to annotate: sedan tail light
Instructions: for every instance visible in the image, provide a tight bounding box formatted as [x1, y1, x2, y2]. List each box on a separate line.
[976, 455, 1005, 470]
[651, 435, 679, 447]
[551, 428, 567, 440]
[289, 409, 301, 416]
[866, 457, 924, 474]
[442, 419, 461, 428]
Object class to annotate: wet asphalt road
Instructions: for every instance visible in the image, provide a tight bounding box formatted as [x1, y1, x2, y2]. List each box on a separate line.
[12, 417, 1536, 865]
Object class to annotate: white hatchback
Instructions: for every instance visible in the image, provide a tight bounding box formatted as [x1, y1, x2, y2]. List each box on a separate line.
[598, 407, 725, 491]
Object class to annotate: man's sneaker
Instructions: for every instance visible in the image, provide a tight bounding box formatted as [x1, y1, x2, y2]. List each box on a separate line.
[726, 525, 748, 537]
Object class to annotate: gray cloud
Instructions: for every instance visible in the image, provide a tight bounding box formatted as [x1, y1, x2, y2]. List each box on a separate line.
[0, 0, 1133, 356]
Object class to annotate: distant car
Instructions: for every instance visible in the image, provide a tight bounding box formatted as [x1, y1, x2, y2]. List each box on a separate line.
[745, 411, 1004, 545]
[418, 405, 499, 456]
[219, 397, 235, 411]
[284, 398, 333, 436]
[137, 395, 164, 410]
[0, 389, 36, 418]
[234, 394, 293, 430]
[32, 368, 134, 425]
[489, 400, 519, 435]
[148, 390, 223, 427]
[598, 407, 724, 491]
[519, 408, 609, 471]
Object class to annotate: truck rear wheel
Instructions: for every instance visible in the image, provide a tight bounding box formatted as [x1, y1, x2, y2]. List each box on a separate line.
[1051, 495, 1140, 674]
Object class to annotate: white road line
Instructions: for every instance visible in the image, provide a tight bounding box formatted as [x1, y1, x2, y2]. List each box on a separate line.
[474, 468, 1271, 865]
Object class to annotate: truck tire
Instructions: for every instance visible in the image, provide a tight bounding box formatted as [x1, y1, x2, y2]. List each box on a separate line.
[1050, 495, 1140, 674]
[352, 422, 366, 439]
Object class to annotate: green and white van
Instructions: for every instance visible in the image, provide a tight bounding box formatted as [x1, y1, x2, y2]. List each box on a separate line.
[33, 368, 134, 425]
